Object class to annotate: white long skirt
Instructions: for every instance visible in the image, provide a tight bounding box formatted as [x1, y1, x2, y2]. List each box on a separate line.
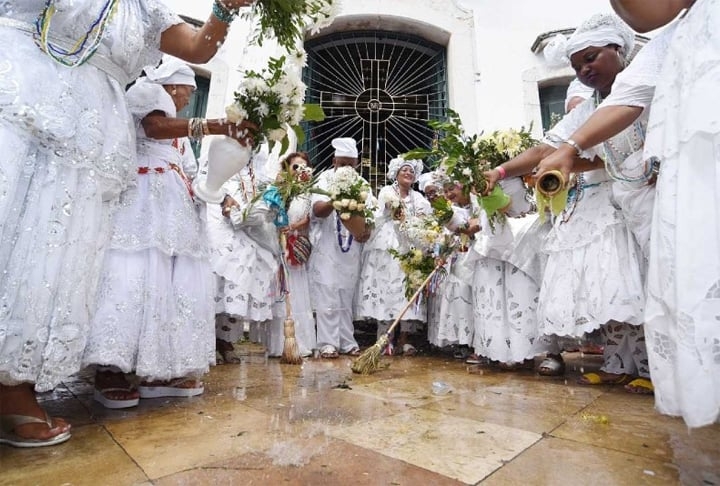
[644, 0, 720, 428]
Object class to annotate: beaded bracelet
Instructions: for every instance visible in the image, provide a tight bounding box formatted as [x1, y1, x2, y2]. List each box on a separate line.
[212, 0, 238, 23]
[188, 118, 205, 142]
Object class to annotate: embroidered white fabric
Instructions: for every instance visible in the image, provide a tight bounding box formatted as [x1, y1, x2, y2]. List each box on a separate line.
[82, 73, 215, 381]
[643, 0, 720, 428]
[0, 0, 181, 390]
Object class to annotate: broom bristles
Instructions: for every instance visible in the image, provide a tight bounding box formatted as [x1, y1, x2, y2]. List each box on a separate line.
[351, 335, 388, 374]
[280, 317, 303, 365]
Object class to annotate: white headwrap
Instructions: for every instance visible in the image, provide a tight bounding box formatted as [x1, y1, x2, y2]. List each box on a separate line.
[544, 13, 635, 67]
[145, 57, 197, 88]
[387, 157, 424, 182]
[417, 171, 450, 192]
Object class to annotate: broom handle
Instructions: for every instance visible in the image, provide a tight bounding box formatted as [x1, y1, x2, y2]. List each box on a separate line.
[383, 264, 441, 339]
[279, 232, 293, 317]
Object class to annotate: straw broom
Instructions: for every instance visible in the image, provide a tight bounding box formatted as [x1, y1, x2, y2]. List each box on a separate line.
[279, 233, 303, 365]
[351, 265, 442, 374]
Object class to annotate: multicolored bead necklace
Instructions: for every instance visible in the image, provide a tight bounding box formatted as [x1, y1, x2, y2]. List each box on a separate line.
[35, 0, 119, 67]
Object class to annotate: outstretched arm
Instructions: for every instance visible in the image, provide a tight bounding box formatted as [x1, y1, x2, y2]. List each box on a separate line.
[535, 105, 642, 182]
[160, 1, 254, 64]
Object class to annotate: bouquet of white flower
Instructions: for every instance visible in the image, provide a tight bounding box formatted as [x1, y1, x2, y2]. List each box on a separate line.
[326, 166, 374, 238]
[225, 56, 325, 154]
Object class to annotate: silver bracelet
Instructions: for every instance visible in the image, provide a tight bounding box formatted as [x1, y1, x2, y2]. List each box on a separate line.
[563, 138, 583, 156]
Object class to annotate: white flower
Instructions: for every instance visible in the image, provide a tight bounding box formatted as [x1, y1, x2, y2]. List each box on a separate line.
[332, 200, 343, 210]
[462, 167, 472, 177]
[348, 200, 358, 211]
[225, 103, 246, 123]
[340, 212, 351, 221]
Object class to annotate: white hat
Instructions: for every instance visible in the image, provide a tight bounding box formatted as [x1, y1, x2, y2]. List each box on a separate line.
[332, 137, 358, 158]
[145, 57, 197, 88]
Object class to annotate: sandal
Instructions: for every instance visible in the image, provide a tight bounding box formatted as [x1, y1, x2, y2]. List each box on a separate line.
[345, 348, 361, 357]
[0, 413, 72, 448]
[577, 372, 632, 386]
[402, 344, 417, 356]
[465, 354, 483, 365]
[319, 345, 339, 359]
[624, 378, 654, 395]
[94, 370, 140, 409]
[537, 355, 566, 376]
[139, 378, 204, 399]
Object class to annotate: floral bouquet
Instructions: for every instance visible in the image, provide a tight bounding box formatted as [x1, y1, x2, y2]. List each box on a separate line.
[225, 55, 325, 155]
[378, 190, 404, 221]
[389, 214, 456, 300]
[243, 0, 341, 52]
[430, 195, 454, 226]
[326, 166, 374, 238]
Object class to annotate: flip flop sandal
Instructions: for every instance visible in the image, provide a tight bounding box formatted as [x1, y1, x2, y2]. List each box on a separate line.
[577, 372, 632, 386]
[346, 348, 361, 356]
[319, 345, 339, 359]
[537, 356, 566, 376]
[624, 378, 654, 395]
[0, 414, 72, 448]
[93, 387, 140, 409]
[497, 359, 534, 371]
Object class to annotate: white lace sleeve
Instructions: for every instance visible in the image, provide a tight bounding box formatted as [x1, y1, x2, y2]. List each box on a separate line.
[600, 23, 678, 110]
[141, 0, 183, 61]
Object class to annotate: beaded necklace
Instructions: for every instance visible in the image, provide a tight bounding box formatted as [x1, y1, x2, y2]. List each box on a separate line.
[594, 91, 652, 183]
[336, 213, 353, 253]
[35, 0, 119, 68]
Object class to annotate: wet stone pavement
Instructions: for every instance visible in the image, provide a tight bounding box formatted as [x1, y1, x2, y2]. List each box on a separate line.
[2, 349, 719, 486]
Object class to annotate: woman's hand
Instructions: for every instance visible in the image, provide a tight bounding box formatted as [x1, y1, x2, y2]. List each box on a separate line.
[482, 168, 501, 195]
[221, 195, 239, 217]
[534, 144, 576, 187]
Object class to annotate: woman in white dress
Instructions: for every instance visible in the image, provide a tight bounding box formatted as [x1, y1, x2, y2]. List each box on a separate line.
[278, 152, 317, 358]
[483, 14, 648, 385]
[0, 0, 253, 447]
[431, 182, 478, 355]
[355, 157, 430, 355]
[613, 0, 720, 427]
[210, 158, 283, 359]
[83, 59, 216, 407]
[469, 177, 550, 370]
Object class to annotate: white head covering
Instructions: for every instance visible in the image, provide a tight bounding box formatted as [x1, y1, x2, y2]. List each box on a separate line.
[145, 57, 197, 88]
[544, 13, 634, 67]
[332, 137, 359, 158]
[386, 156, 423, 182]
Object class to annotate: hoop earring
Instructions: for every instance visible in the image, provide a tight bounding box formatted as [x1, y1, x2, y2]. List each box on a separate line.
[171, 87, 177, 96]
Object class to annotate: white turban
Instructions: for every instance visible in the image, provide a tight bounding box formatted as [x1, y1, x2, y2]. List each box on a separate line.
[332, 137, 359, 158]
[544, 13, 635, 67]
[387, 157, 423, 182]
[145, 57, 197, 88]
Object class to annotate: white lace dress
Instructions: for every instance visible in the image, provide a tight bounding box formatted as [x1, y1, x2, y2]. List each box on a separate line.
[468, 177, 549, 363]
[432, 205, 475, 347]
[643, 0, 720, 427]
[207, 171, 281, 324]
[82, 81, 215, 381]
[537, 168, 645, 337]
[355, 186, 431, 323]
[0, 1, 181, 391]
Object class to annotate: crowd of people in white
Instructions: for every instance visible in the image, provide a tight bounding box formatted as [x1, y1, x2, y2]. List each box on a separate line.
[0, 0, 717, 450]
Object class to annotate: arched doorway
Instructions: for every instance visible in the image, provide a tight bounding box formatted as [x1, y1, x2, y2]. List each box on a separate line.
[302, 30, 447, 189]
